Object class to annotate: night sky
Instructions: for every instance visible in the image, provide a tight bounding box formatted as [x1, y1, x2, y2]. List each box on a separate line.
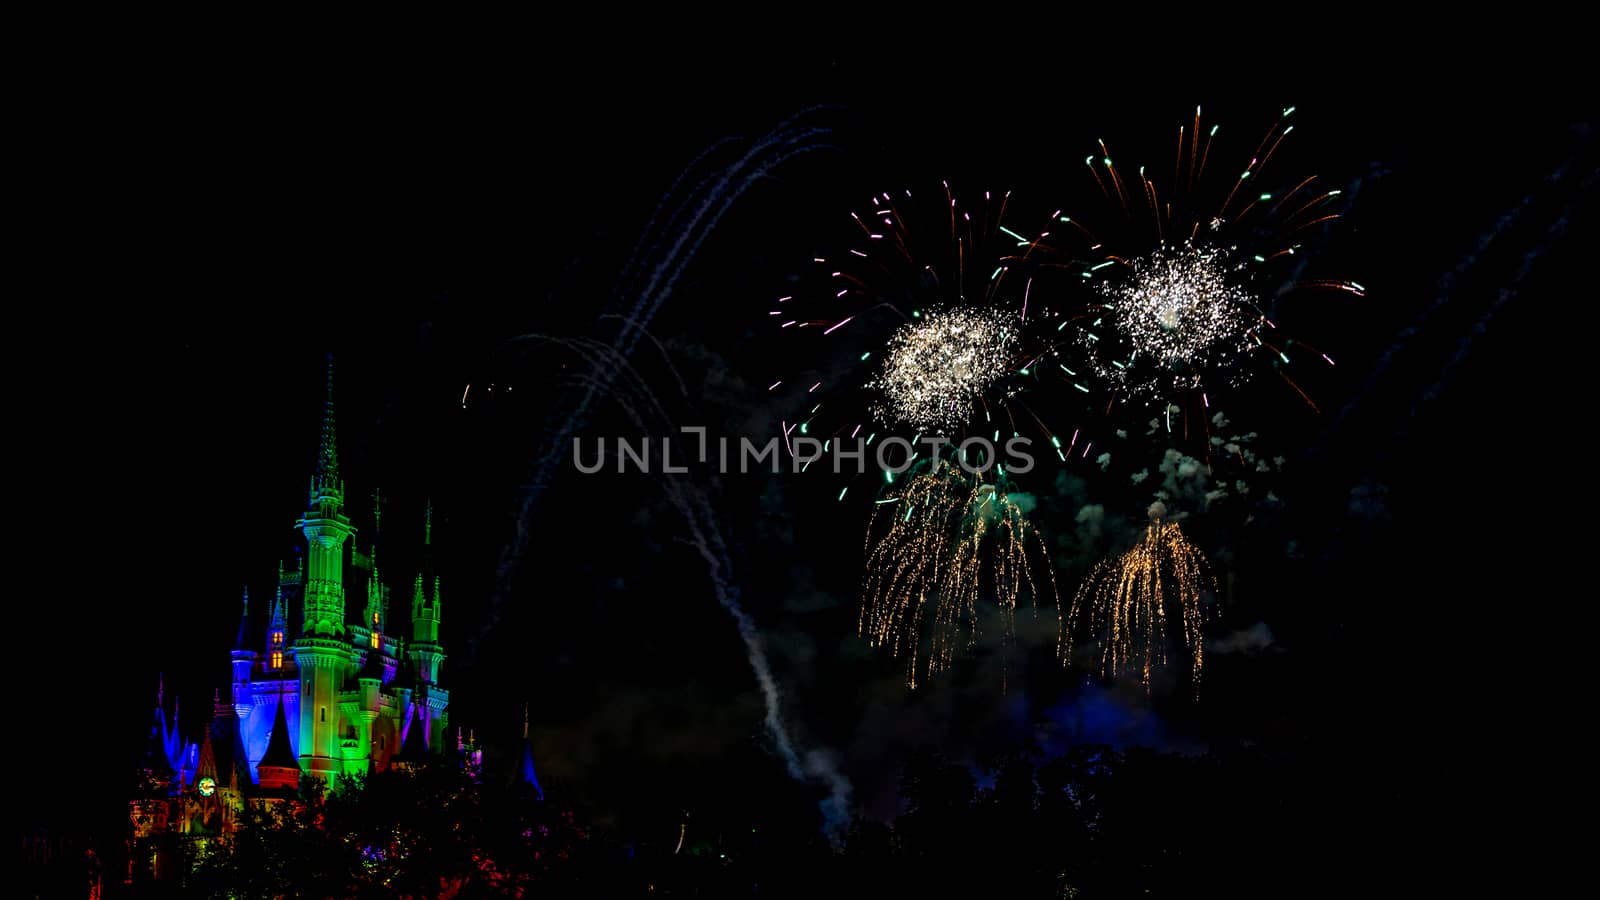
[23, 43, 1592, 885]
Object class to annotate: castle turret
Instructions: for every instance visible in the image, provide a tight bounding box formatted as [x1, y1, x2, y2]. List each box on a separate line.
[264, 564, 290, 673]
[295, 355, 355, 787]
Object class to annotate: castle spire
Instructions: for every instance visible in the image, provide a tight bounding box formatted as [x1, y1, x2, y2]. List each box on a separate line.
[367, 489, 386, 630]
[296, 357, 356, 785]
[316, 353, 339, 485]
[141, 676, 175, 788]
[233, 585, 252, 650]
[272, 564, 285, 625]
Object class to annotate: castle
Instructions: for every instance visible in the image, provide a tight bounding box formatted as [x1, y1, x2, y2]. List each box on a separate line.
[126, 359, 528, 885]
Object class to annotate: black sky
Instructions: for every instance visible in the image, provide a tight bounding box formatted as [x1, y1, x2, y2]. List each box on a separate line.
[20, 41, 1593, 879]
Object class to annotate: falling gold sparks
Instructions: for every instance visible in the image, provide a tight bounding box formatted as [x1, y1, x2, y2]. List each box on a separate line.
[860, 460, 1057, 688]
[1064, 516, 1209, 694]
[870, 308, 1017, 432]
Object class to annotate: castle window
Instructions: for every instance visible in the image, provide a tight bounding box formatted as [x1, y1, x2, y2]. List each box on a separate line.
[270, 650, 283, 669]
[372, 611, 379, 626]
[370, 631, 380, 649]
[320, 707, 326, 723]
[271, 631, 283, 647]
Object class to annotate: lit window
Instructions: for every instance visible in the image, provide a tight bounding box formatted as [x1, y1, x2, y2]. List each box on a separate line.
[372, 611, 379, 625]
[370, 631, 380, 649]
[271, 631, 283, 647]
[270, 650, 283, 669]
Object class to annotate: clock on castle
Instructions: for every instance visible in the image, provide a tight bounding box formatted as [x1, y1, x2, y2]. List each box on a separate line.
[125, 356, 509, 887]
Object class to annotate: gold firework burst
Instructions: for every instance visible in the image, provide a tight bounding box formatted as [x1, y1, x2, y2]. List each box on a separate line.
[860, 459, 1058, 688]
[1064, 514, 1209, 693]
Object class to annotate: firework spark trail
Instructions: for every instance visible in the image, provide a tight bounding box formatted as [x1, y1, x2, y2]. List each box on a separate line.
[1327, 155, 1581, 437]
[524, 333, 853, 844]
[1063, 509, 1209, 694]
[503, 115, 829, 599]
[1407, 175, 1589, 427]
[860, 459, 1059, 688]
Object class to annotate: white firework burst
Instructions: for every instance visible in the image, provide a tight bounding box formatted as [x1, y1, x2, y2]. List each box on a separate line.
[1088, 242, 1261, 392]
[871, 308, 1017, 432]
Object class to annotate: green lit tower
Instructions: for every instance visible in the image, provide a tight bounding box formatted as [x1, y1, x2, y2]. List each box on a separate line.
[295, 356, 355, 786]
[407, 500, 448, 751]
[344, 490, 390, 778]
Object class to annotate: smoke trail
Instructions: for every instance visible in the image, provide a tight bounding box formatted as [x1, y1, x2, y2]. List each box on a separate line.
[523, 334, 854, 844]
[666, 480, 854, 843]
[1404, 168, 1592, 427]
[500, 114, 830, 603]
[1327, 155, 1582, 437]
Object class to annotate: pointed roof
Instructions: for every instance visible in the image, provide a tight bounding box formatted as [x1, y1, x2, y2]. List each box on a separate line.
[234, 585, 252, 650]
[393, 705, 431, 763]
[516, 702, 544, 800]
[258, 694, 298, 771]
[164, 695, 184, 769]
[140, 678, 175, 782]
[195, 728, 218, 784]
[270, 564, 289, 633]
[217, 714, 252, 790]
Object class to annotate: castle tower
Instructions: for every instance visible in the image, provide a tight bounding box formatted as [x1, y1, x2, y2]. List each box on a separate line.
[131, 359, 474, 887]
[345, 490, 388, 778]
[407, 501, 448, 751]
[294, 356, 355, 786]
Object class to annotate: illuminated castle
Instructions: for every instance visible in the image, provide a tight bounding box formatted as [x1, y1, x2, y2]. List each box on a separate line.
[127, 359, 508, 884]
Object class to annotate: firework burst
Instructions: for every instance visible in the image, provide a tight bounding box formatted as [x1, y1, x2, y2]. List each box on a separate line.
[769, 183, 1096, 455]
[1064, 507, 1210, 693]
[869, 307, 1019, 432]
[1096, 242, 1262, 393]
[860, 458, 1058, 688]
[1060, 107, 1362, 410]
